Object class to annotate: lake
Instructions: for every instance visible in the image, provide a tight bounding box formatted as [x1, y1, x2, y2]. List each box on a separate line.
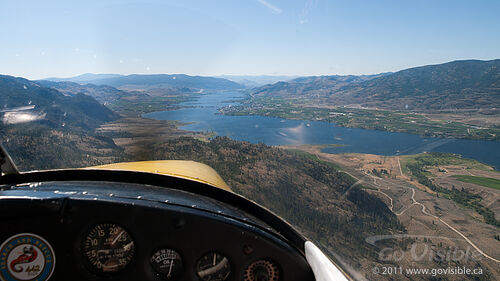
[144, 91, 500, 170]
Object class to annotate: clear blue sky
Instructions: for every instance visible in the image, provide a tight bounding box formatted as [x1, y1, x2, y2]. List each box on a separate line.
[1, 0, 499, 79]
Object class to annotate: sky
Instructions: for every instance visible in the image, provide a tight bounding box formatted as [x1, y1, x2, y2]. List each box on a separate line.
[1, 0, 499, 79]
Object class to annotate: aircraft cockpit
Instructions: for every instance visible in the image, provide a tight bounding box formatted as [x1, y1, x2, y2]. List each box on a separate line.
[0, 146, 349, 281]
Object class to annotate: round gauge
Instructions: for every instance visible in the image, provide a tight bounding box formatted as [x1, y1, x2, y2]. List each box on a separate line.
[196, 252, 231, 281]
[150, 248, 183, 280]
[244, 260, 279, 281]
[82, 223, 135, 274]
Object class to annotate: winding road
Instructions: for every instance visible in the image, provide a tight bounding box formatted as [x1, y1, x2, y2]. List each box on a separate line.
[370, 159, 500, 264]
[307, 150, 499, 264]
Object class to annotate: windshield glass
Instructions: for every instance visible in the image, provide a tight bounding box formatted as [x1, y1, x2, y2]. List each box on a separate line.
[1, 1, 500, 280]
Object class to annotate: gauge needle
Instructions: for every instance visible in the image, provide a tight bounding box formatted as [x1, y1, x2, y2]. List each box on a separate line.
[111, 230, 124, 246]
[167, 259, 174, 277]
[123, 242, 133, 251]
[213, 254, 216, 266]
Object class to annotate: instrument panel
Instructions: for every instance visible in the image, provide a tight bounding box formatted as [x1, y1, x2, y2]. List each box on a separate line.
[0, 181, 315, 281]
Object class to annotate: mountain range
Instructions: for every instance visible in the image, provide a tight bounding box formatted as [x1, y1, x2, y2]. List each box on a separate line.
[251, 59, 500, 111]
[45, 74, 244, 91]
[36, 80, 145, 105]
[45, 73, 123, 83]
[4, 59, 499, 132]
[47, 73, 296, 89]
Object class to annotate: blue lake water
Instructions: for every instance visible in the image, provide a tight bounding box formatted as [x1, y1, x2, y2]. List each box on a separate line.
[144, 91, 500, 170]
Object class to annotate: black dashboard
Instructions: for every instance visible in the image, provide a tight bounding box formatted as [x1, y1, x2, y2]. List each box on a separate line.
[0, 173, 315, 281]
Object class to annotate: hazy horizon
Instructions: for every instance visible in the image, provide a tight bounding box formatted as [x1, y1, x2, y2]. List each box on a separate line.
[22, 58, 492, 81]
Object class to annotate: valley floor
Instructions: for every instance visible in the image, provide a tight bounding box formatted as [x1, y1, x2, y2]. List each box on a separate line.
[97, 115, 213, 156]
[281, 144, 500, 279]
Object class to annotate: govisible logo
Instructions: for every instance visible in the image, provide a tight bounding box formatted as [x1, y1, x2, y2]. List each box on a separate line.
[0, 233, 55, 281]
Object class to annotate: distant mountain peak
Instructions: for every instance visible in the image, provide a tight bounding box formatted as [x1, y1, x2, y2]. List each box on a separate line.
[45, 73, 123, 83]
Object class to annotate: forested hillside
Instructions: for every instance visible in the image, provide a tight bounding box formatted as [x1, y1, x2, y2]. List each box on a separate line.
[0, 75, 119, 129]
[143, 136, 405, 266]
[0, 75, 123, 169]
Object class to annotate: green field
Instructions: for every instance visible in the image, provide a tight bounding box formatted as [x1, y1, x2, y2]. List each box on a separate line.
[400, 152, 493, 175]
[452, 175, 500, 190]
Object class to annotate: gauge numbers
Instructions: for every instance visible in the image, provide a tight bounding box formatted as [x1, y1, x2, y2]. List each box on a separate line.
[82, 223, 135, 274]
[150, 248, 183, 280]
[244, 260, 279, 281]
[196, 252, 231, 281]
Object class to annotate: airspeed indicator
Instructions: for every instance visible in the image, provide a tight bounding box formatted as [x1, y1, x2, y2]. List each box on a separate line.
[82, 223, 135, 275]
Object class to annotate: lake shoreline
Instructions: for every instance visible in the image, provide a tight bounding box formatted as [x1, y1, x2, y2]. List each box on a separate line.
[143, 91, 500, 170]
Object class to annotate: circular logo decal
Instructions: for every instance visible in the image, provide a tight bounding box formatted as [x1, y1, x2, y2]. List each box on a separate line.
[0, 233, 55, 281]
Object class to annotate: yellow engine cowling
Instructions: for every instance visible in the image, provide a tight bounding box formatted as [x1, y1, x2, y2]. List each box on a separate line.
[88, 160, 231, 192]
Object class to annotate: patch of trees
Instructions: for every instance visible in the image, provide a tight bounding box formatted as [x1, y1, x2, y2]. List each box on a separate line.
[371, 168, 389, 177]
